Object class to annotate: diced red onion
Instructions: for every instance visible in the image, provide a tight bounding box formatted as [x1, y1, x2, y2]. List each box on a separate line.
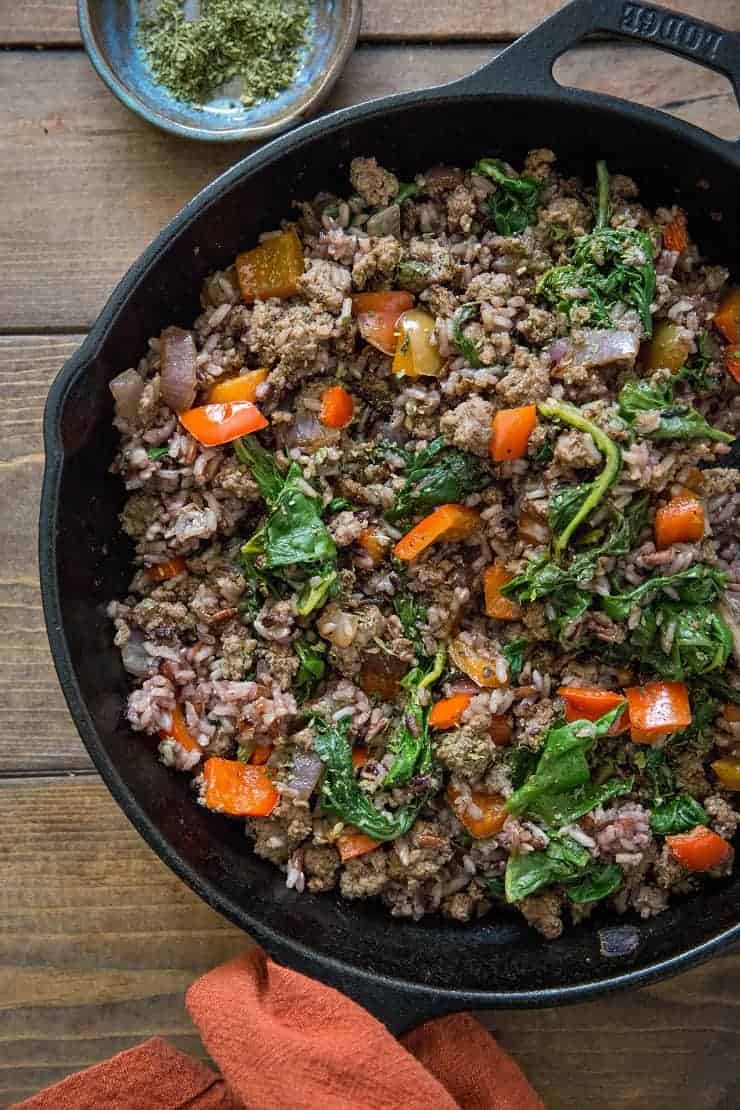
[109, 368, 145, 423]
[598, 925, 640, 958]
[547, 338, 570, 366]
[557, 329, 640, 371]
[120, 629, 151, 678]
[286, 752, 323, 800]
[160, 326, 197, 413]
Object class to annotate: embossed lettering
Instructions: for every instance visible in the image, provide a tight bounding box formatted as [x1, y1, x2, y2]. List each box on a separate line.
[620, 2, 722, 60]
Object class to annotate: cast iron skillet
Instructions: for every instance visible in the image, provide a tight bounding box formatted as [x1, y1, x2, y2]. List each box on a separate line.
[41, 0, 740, 1034]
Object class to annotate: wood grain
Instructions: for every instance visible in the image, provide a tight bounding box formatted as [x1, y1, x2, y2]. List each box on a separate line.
[0, 776, 737, 1108]
[0, 776, 245, 1107]
[1, 42, 738, 332]
[0, 336, 92, 773]
[1, 0, 738, 44]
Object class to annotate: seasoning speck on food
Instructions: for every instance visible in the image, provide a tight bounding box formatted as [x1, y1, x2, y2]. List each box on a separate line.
[137, 0, 311, 107]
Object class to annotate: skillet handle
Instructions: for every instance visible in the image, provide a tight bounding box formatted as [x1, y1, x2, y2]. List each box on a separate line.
[450, 0, 740, 115]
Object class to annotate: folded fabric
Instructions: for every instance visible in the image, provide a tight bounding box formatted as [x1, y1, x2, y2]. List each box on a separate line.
[14, 949, 544, 1110]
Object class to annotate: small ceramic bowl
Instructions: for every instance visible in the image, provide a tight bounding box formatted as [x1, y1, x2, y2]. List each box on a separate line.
[78, 0, 362, 142]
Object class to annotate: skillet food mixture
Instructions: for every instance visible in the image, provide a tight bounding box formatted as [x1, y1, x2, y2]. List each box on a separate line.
[108, 153, 740, 937]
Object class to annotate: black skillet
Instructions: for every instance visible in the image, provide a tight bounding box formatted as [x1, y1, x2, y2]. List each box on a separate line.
[41, 0, 740, 1034]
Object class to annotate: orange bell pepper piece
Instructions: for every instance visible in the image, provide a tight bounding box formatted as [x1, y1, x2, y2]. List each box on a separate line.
[236, 229, 304, 303]
[179, 401, 268, 447]
[711, 758, 740, 790]
[319, 385, 354, 429]
[336, 829, 380, 862]
[351, 746, 369, 771]
[207, 368, 268, 404]
[491, 405, 537, 462]
[357, 527, 389, 566]
[654, 495, 704, 549]
[159, 704, 201, 755]
[482, 563, 522, 620]
[726, 345, 740, 384]
[147, 557, 187, 583]
[662, 212, 688, 253]
[490, 715, 513, 747]
[394, 504, 480, 561]
[449, 637, 507, 689]
[713, 286, 740, 344]
[666, 826, 732, 871]
[558, 687, 629, 734]
[352, 291, 415, 355]
[448, 785, 508, 839]
[202, 757, 278, 817]
[429, 693, 473, 730]
[250, 744, 273, 766]
[624, 681, 691, 744]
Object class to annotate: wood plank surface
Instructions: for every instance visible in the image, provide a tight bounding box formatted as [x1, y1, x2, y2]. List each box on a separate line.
[0, 776, 738, 1108]
[1, 42, 738, 332]
[1, 0, 738, 44]
[0, 336, 91, 773]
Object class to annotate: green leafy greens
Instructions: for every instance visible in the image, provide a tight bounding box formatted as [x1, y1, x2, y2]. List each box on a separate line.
[393, 593, 428, 660]
[382, 648, 445, 789]
[312, 715, 431, 841]
[294, 639, 327, 699]
[451, 303, 483, 368]
[676, 331, 717, 390]
[538, 399, 622, 556]
[501, 638, 528, 683]
[601, 564, 728, 622]
[650, 794, 708, 836]
[396, 181, 419, 205]
[504, 833, 623, 904]
[537, 160, 656, 335]
[618, 378, 733, 443]
[385, 437, 489, 526]
[235, 437, 338, 613]
[506, 705, 631, 826]
[147, 445, 170, 461]
[474, 159, 543, 236]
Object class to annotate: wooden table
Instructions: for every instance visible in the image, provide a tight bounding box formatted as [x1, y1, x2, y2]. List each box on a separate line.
[1, 2, 739, 1105]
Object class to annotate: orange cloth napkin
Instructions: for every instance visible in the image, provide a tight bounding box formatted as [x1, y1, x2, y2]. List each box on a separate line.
[14, 949, 543, 1110]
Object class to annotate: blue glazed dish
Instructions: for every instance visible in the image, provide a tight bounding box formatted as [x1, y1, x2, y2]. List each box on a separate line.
[78, 0, 362, 142]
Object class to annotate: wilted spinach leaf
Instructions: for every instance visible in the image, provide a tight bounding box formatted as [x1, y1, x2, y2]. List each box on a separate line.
[505, 834, 591, 902]
[630, 600, 732, 681]
[451, 303, 483, 368]
[313, 715, 429, 841]
[396, 181, 419, 204]
[294, 639, 327, 700]
[618, 377, 733, 443]
[537, 161, 655, 334]
[501, 638, 528, 682]
[474, 159, 543, 236]
[650, 795, 708, 836]
[383, 648, 445, 788]
[236, 437, 337, 613]
[385, 437, 489, 525]
[147, 445, 170, 461]
[566, 862, 624, 904]
[602, 565, 728, 622]
[393, 592, 428, 659]
[506, 704, 625, 822]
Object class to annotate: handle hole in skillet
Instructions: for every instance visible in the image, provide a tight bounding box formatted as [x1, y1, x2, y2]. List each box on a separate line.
[553, 40, 740, 141]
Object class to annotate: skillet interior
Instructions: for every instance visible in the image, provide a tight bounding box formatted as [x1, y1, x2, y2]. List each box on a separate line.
[43, 89, 740, 1021]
